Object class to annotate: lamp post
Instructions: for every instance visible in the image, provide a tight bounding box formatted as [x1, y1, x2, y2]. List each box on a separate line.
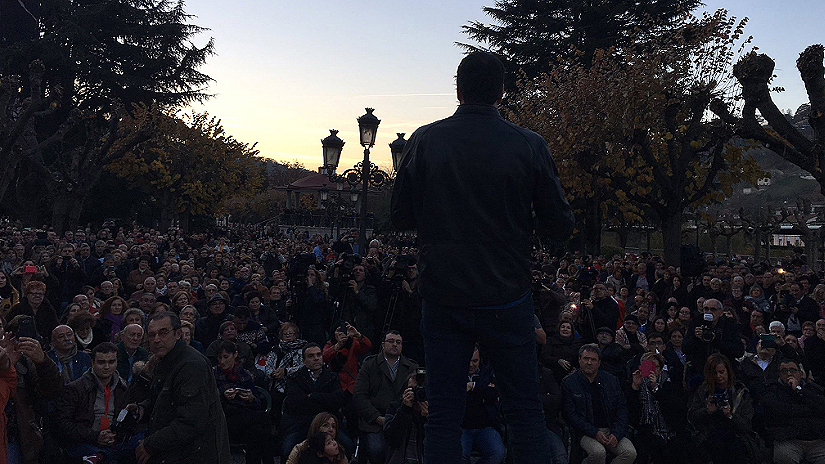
[318, 183, 359, 240]
[321, 108, 394, 255]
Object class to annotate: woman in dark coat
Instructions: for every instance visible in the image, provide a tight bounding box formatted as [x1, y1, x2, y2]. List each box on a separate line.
[540, 320, 583, 382]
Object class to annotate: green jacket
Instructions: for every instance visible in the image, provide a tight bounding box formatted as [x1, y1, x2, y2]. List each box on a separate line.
[141, 340, 230, 463]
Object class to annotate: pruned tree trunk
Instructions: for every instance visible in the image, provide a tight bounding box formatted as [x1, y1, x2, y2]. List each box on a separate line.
[660, 210, 683, 267]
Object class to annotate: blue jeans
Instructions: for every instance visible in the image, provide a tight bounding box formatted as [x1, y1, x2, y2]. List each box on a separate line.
[422, 295, 557, 464]
[461, 427, 506, 464]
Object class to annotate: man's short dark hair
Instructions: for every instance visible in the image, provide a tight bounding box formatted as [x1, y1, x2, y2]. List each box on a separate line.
[383, 330, 402, 342]
[457, 52, 505, 105]
[302, 342, 321, 358]
[579, 343, 601, 360]
[647, 332, 665, 343]
[91, 342, 118, 359]
[148, 311, 181, 330]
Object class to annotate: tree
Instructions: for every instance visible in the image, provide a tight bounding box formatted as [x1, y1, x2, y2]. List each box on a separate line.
[0, 0, 214, 230]
[507, 10, 765, 265]
[458, 0, 700, 91]
[105, 110, 263, 232]
[724, 45, 825, 198]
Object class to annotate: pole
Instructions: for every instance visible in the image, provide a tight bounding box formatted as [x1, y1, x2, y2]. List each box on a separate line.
[360, 147, 370, 255]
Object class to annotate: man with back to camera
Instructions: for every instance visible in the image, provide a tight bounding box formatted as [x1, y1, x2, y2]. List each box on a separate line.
[391, 51, 574, 464]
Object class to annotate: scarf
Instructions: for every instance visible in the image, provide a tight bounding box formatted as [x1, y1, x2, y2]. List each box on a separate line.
[76, 331, 94, 349]
[639, 370, 674, 440]
[56, 345, 79, 384]
[104, 313, 124, 341]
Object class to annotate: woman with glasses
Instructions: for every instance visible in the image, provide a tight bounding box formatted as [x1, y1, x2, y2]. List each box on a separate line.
[7, 280, 59, 343]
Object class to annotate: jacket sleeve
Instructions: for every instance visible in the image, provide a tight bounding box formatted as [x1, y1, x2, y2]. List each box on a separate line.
[609, 377, 631, 441]
[353, 362, 381, 424]
[383, 401, 413, 447]
[531, 138, 574, 240]
[561, 377, 599, 438]
[33, 355, 63, 398]
[390, 130, 421, 231]
[141, 362, 213, 457]
[55, 382, 99, 445]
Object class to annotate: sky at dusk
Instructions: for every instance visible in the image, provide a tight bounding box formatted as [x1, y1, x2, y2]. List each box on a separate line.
[185, 0, 824, 171]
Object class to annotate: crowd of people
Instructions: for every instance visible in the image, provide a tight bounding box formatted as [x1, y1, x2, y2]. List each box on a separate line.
[0, 223, 823, 464]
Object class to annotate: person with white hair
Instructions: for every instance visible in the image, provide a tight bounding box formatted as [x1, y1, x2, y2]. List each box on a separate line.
[769, 320, 802, 363]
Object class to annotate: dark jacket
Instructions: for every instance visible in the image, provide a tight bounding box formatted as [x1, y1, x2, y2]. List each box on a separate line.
[117, 342, 148, 384]
[11, 355, 62, 464]
[738, 354, 783, 400]
[540, 335, 582, 382]
[539, 366, 563, 436]
[627, 371, 687, 433]
[687, 381, 754, 445]
[140, 340, 230, 464]
[55, 369, 129, 446]
[761, 379, 825, 441]
[683, 316, 743, 370]
[7, 300, 60, 344]
[281, 365, 345, 435]
[391, 103, 574, 307]
[353, 353, 418, 433]
[194, 311, 232, 348]
[462, 363, 498, 430]
[46, 348, 91, 384]
[384, 399, 426, 464]
[561, 369, 630, 441]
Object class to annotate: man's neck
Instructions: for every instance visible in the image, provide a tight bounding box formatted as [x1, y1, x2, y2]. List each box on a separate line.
[584, 371, 598, 383]
[384, 353, 399, 365]
[125, 346, 137, 356]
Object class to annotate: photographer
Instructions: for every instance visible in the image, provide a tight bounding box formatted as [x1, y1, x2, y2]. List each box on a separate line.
[461, 347, 505, 464]
[49, 244, 87, 308]
[578, 283, 620, 343]
[683, 299, 743, 387]
[380, 256, 423, 364]
[55, 342, 142, 463]
[384, 371, 429, 464]
[330, 258, 378, 345]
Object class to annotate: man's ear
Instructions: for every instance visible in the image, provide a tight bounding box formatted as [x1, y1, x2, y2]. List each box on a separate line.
[495, 86, 504, 105]
[457, 88, 463, 104]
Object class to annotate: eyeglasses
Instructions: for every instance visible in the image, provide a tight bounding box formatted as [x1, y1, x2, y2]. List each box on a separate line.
[282, 331, 298, 336]
[28, 292, 45, 297]
[147, 328, 172, 339]
[779, 368, 800, 374]
[384, 339, 403, 345]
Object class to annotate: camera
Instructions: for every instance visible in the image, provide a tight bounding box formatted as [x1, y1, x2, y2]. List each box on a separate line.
[287, 253, 317, 281]
[413, 368, 427, 402]
[701, 312, 715, 342]
[338, 253, 362, 280]
[110, 408, 139, 443]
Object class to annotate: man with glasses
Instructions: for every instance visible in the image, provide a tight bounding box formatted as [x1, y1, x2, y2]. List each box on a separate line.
[353, 330, 418, 464]
[131, 311, 229, 464]
[683, 298, 743, 378]
[762, 359, 825, 464]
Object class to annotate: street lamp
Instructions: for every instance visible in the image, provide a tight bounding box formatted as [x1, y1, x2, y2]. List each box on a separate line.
[321, 129, 345, 174]
[322, 108, 392, 254]
[389, 133, 407, 172]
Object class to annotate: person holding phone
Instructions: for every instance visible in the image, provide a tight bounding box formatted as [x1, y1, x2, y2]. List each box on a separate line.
[7, 280, 59, 345]
[628, 352, 688, 464]
[687, 353, 756, 464]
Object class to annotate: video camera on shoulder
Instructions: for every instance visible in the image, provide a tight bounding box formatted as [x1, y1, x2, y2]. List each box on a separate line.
[287, 253, 317, 281]
[338, 253, 362, 280]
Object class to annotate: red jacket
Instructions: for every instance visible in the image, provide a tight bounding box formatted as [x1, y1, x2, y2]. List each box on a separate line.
[323, 336, 372, 393]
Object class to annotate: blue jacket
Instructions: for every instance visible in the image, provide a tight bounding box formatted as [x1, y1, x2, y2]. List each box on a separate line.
[46, 349, 92, 384]
[391, 103, 574, 307]
[561, 369, 629, 441]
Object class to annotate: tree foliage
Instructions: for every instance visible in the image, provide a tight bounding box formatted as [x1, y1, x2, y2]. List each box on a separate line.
[507, 10, 765, 264]
[0, 0, 214, 230]
[106, 110, 263, 231]
[458, 0, 701, 90]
